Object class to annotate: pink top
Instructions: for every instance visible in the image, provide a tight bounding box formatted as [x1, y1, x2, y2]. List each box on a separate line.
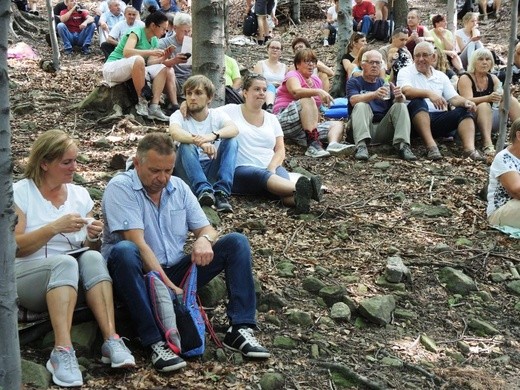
[273, 70, 323, 114]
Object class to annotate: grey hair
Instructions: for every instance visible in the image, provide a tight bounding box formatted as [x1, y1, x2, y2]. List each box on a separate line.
[414, 41, 435, 55]
[361, 50, 382, 63]
[173, 12, 191, 27]
[467, 48, 494, 73]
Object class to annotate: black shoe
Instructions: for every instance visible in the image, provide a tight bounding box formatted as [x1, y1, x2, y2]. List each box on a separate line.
[223, 326, 270, 359]
[150, 342, 186, 372]
[215, 192, 233, 213]
[309, 175, 322, 202]
[294, 176, 311, 214]
[355, 144, 369, 160]
[398, 143, 417, 161]
[198, 191, 215, 207]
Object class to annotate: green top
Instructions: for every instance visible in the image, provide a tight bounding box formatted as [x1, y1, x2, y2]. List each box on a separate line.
[106, 26, 158, 62]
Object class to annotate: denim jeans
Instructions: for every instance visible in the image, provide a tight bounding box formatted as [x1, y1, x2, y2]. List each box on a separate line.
[106, 232, 256, 347]
[174, 138, 238, 197]
[56, 22, 95, 51]
[353, 15, 373, 36]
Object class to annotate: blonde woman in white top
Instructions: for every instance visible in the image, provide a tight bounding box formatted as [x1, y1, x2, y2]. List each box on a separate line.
[253, 39, 287, 111]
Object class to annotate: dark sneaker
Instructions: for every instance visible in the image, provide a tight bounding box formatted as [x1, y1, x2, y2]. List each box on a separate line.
[223, 326, 270, 359]
[63, 49, 73, 56]
[398, 144, 417, 161]
[355, 144, 369, 160]
[310, 175, 322, 202]
[294, 176, 312, 214]
[427, 145, 443, 160]
[81, 46, 91, 55]
[101, 334, 136, 368]
[215, 192, 233, 213]
[198, 191, 215, 207]
[305, 140, 330, 158]
[150, 341, 186, 372]
[46, 346, 83, 387]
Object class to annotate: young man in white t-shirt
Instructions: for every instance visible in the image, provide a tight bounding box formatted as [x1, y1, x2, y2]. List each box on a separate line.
[169, 75, 239, 212]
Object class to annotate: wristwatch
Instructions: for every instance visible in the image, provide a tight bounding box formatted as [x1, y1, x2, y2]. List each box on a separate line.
[201, 234, 214, 244]
[211, 131, 220, 141]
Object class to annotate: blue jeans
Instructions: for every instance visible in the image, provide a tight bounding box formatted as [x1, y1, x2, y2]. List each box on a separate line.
[106, 232, 256, 347]
[174, 138, 238, 197]
[353, 15, 373, 35]
[232, 165, 289, 196]
[56, 22, 95, 51]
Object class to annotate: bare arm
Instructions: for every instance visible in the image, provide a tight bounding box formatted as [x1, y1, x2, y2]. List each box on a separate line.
[266, 136, 286, 173]
[500, 171, 520, 200]
[253, 61, 263, 74]
[457, 74, 490, 104]
[286, 76, 332, 104]
[317, 60, 334, 77]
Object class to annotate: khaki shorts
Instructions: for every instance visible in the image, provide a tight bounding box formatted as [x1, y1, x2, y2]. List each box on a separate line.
[103, 55, 165, 87]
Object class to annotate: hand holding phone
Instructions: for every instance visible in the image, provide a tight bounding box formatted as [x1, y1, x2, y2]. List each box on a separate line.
[181, 53, 191, 59]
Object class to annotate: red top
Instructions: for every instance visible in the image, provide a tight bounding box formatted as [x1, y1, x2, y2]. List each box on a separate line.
[60, 9, 89, 33]
[352, 1, 375, 23]
[406, 25, 426, 53]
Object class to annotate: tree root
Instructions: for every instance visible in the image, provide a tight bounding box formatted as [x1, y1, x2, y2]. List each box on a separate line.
[312, 360, 388, 390]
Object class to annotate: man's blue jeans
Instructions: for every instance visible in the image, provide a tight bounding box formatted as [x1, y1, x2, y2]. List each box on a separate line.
[106, 232, 256, 347]
[56, 22, 95, 51]
[174, 138, 238, 197]
[353, 15, 373, 36]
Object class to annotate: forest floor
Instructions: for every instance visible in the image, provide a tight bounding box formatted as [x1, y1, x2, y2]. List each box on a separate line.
[8, 0, 520, 389]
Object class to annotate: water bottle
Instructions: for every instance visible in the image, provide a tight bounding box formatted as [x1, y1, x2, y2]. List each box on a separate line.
[493, 82, 503, 109]
[383, 77, 391, 100]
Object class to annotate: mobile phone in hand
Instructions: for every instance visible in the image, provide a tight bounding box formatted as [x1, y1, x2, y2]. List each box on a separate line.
[181, 53, 191, 59]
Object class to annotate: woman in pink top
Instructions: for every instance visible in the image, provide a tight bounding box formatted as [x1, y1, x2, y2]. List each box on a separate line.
[273, 48, 333, 158]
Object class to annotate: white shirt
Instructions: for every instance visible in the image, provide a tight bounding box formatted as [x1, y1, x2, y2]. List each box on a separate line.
[170, 109, 231, 161]
[108, 19, 145, 41]
[14, 179, 93, 261]
[487, 148, 520, 216]
[397, 64, 458, 112]
[217, 104, 283, 168]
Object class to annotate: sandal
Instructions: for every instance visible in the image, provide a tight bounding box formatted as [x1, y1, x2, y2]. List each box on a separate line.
[463, 149, 486, 161]
[482, 145, 496, 156]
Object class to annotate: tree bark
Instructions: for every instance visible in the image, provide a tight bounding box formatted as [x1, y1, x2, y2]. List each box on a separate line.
[0, 2, 22, 389]
[291, 0, 301, 24]
[446, 0, 457, 34]
[330, 0, 352, 98]
[496, 0, 519, 151]
[390, 0, 408, 29]
[192, 0, 225, 107]
[46, 0, 60, 71]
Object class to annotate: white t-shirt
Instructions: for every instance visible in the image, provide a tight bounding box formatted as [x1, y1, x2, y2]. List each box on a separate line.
[397, 64, 458, 112]
[327, 5, 338, 25]
[170, 109, 232, 161]
[487, 148, 520, 216]
[455, 28, 480, 51]
[217, 104, 283, 168]
[14, 179, 94, 261]
[109, 20, 145, 41]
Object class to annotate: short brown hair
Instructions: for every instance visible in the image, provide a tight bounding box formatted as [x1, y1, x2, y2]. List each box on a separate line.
[137, 133, 176, 162]
[182, 74, 215, 99]
[510, 119, 520, 144]
[294, 48, 317, 69]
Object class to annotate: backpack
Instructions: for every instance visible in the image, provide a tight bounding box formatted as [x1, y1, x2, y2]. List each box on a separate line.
[243, 11, 258, 37]
[371, 20, 389, 41]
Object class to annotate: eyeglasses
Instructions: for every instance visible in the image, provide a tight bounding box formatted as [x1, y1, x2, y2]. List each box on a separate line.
[303, 60, 317, 65]
[414, 53, 434, 58]
[364, 60, 382, 66]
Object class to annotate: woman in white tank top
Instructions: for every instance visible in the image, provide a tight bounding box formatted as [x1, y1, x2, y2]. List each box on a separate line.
[253, 40, 287, 111]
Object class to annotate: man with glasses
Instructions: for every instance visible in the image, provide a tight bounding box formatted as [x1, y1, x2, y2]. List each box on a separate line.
[347, 50, 417, 161]
[397, 42, 485, 161]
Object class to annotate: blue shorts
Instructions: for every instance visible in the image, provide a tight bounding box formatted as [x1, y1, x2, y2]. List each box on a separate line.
[232, 165, 289, 197]
[254, 0, 275, 15]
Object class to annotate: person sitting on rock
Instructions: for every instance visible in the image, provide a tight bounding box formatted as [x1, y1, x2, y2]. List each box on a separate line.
[102, 132, 270, 373]
[169, 75, 238, 212]
[101, 5, 144, 60]
[397, 42, 484, 161]
[102, 11, 174, 122]
[347, 50, 417, 161]
[57, 0, 96, 55]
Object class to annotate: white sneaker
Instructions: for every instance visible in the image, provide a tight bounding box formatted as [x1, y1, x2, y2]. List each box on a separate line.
[135, 99, 148, 117]
[323, 39, 329, 47]
[326, 142, 356, 156]
[305, 140, 330, 158]
[147, 104, 170, 122]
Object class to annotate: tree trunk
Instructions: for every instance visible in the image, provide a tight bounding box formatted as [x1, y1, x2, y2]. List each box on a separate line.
[291, 0, 301, 24]
[495, 0, 519, 152]
[390, 0, 408, 29]
[0, 2, 22, 389]
[330, 0, 352, 98]
[192, 0, 225, 107]
[46, 0, 60, 71]
[446, 0, 457, 34]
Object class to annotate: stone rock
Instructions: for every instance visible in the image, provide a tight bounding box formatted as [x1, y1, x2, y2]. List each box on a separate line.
[387, 246, 399, 255]
[438, 267, 477, 295]
[446, 350, 465, 363]
[273, 336, 297, 349]
[477, 291, 493, 302]
[506, 280, 520, 296]
[432, 243, 451, 253]
[73, 173, 87, 184]
[198, 276, 227, 307]
[237, 219, 267, 233]
[452, 176, 468, 185]
[257, 292, 288, 312]
[310, 344, 320, 359]
[457, 340, 471, 355]
[302, 276, 326, 294]
[277, 261, 295, 277]
[492, 355, 511, 365]
[468, 318, 500, 336]
[232, 352, 243, 365]
[318, 285, 347, 307]
[375, 276, 406, 291]
[385, 256, 411, 283]
[394, 308, 417, 320]
[374, 161, 391, 170]
[87, 187, 104, 200]
[358, 295, 396, 325]
[93, 137, 112, 149]
[381, 356, 403, 367]
[344, 275, 360, 283]
[410, 203, 451, 218]
[264, 313, 282, 327]
[287, 310, 313, 327]
[392, 192, 406, 202]
[76, 154, 90, 164]
[490, 273, 510, 283]
[43, 321, 98, 352]
[21, 359, 51, 389]
[109, 153, 128, 170]
[256, 247, 274, 257]
[330, 302, 351, 321]
[259, 372, 285, 390]
[455, 237, 473, 247]
[420, 334, 438, 353]
[215, 348, 226, 362]
[202, 206, 220, 226]
[315, 266, 330, 276]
